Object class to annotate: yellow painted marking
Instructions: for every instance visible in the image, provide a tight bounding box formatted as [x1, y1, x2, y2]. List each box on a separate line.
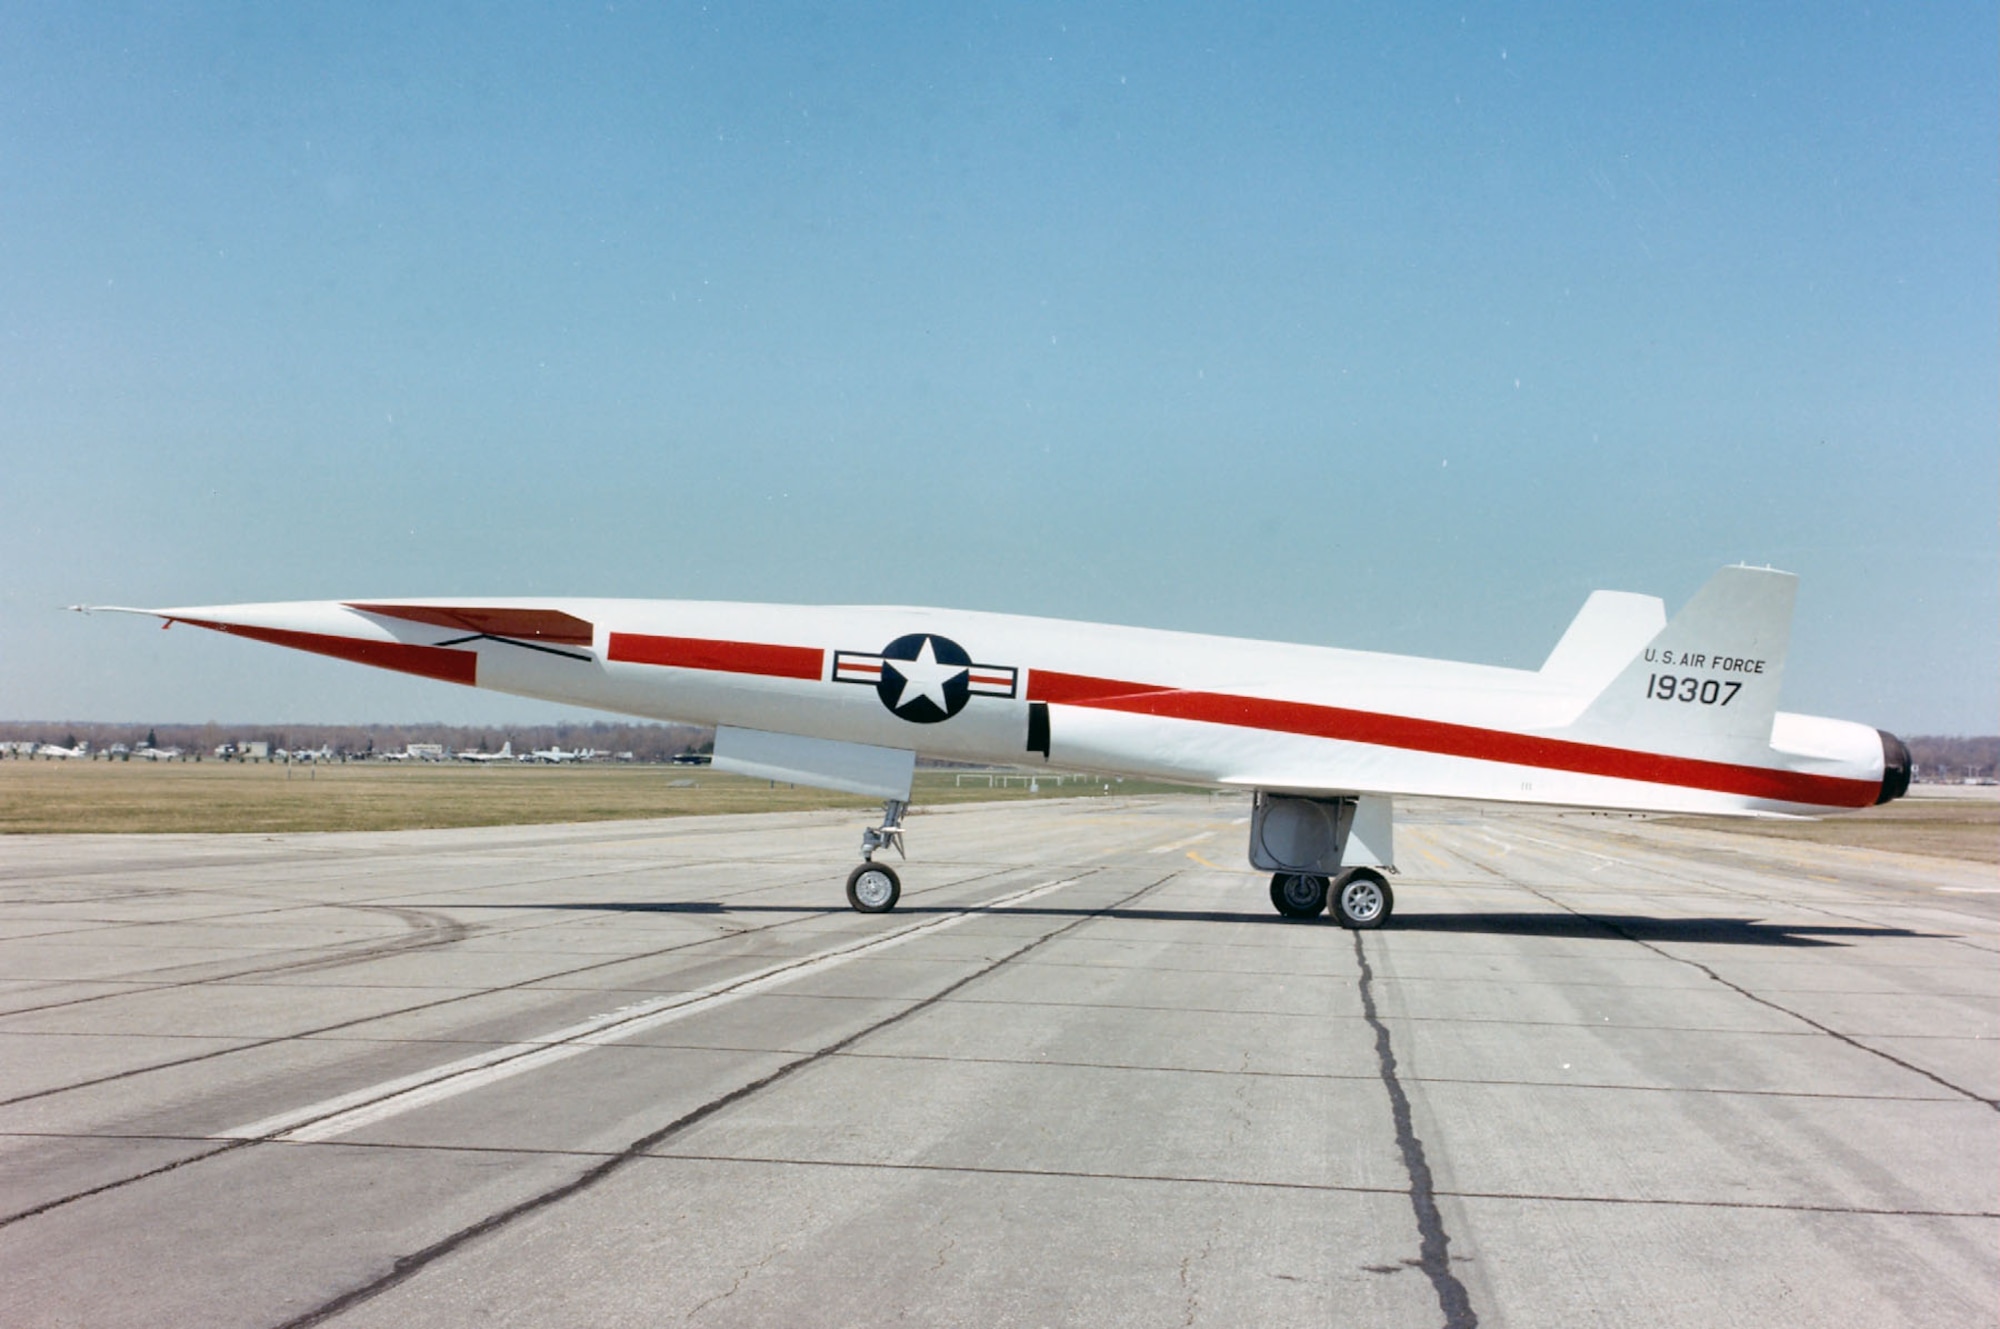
[1186, 850, 1257, 875]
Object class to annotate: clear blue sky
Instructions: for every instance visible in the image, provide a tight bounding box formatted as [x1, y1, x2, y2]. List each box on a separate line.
[3, 4, 1994, 734]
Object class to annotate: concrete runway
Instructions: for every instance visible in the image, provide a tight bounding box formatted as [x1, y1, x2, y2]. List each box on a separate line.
[0, 795, 1993, 1327]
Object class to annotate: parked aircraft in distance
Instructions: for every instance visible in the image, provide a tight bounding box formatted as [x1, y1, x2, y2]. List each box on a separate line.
[457, 741, 516, 763]
[81, 566, 1910, 927]
[528, 745, 594, 764]
[34, 741, 90, 759]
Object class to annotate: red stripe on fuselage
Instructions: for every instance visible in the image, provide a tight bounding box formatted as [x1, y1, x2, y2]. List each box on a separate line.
[586, 631, 1877, 809]
[172, 619, 478, 686]
[608, 633, 823, 681]
[1027, 670, 1877, 809]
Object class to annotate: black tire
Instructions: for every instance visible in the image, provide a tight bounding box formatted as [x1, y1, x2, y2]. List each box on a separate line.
[846, 862, 901, 913]
[1330, 868, 1393, 929]
[1269, 872, 1329, 919]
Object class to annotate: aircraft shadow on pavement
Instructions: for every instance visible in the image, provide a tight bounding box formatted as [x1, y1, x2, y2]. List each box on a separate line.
[499, 903, 1942, 947]
[1365, 912, 1942, 947]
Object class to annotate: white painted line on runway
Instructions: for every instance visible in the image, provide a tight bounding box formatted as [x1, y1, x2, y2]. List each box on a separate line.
[1481, 827, 1616, 866]
[1147, 831, 1215, 854]
[217, 874, 1088, 1145]
[1937, 887, 2000, 894]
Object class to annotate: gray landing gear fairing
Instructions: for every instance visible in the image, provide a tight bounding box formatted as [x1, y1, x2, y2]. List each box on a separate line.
[1251, 791, 1398, 928]
[846, 798, 906, 913]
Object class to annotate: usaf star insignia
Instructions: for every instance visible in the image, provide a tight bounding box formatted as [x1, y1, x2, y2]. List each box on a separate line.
[833, 634, 1018, 723]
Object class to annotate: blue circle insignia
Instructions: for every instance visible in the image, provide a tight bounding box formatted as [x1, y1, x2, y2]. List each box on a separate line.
[875, 634, 972, 724]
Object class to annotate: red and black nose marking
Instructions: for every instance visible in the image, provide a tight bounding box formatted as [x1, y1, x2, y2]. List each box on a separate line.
[346, 605, 597, 662]
[347, 604, 594, 646]
[168, 618, 479, 686]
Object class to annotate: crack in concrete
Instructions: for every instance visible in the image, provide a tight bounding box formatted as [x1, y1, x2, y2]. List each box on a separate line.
[683, 1244, 782, 1322]
[1177, 1233, 1214, 1327]
[1353, 931, 1479, 1329]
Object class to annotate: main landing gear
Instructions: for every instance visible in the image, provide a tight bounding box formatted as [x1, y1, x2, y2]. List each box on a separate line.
[1270, 872, 1328, 918]
[1268, 868, 1394, 929]
[846, 799, 906, 913]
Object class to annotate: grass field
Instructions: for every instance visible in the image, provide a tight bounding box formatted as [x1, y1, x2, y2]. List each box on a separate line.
[0, 759, 1196, 835]
[4, 760, 1990, 864]
[1669, 787, 1999, 864]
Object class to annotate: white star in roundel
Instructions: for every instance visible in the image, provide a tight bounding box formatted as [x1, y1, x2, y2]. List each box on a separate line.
[887, 636, 967, 714]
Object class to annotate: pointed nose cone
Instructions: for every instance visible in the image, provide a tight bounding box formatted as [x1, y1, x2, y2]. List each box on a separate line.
[1875, 731, 1912, 805]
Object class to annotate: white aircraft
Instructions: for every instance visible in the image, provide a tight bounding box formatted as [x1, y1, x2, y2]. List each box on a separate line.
[79, 567, 1909, 926]
[457, 741, 515, 763]
[34, 741, 91, 759]
[528, 745, 593, 764]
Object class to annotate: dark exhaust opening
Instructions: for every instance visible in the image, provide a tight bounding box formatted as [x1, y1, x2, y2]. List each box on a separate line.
[1026, 702, 1050, 759]
[1876, 730, 1911, 805]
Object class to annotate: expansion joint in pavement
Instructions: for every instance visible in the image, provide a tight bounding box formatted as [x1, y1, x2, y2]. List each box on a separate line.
[1498, 874, 2000, 1116]
[268, 869, 1181, 1329]
[0, 864, 1031, 1112]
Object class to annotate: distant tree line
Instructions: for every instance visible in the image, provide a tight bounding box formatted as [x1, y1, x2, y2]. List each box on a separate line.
[0, 720, 714, 762]
[4, 721, 1992, 780]
[1906, 735, 1999, 782]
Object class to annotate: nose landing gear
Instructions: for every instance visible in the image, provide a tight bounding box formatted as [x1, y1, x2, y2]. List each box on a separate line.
[846, 799, 907, 912]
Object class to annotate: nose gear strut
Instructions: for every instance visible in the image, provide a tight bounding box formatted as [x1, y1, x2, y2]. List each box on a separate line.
[847, 799, 908, 913]
[860, 798, 906, 862]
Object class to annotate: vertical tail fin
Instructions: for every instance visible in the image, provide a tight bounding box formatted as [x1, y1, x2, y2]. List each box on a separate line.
[1541, 590, 1667, 694]
[1569, 566, 1795, 755]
